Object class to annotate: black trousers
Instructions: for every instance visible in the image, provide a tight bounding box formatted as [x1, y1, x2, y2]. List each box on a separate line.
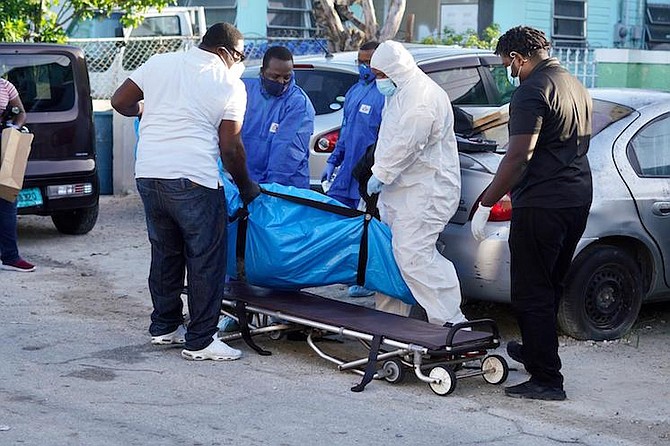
[509, 205, 590, 388]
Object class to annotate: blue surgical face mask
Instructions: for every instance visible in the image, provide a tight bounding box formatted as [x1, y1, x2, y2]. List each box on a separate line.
[376, 78, 397, 96]
[358, 63, 375, 82]
[261, 74, 291, 97]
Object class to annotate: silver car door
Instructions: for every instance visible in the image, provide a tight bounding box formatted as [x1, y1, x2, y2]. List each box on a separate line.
[614, 110, 670, 288]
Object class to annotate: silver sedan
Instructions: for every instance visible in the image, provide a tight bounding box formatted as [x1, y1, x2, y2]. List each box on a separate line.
[438, 88, 670, 341]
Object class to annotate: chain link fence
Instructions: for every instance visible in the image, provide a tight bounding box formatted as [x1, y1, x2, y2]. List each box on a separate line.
[68, 36, 328, 99]
[69, 36, 598, 99]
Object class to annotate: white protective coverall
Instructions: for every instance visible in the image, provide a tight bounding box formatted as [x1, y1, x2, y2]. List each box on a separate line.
[370, 41, 467, 325]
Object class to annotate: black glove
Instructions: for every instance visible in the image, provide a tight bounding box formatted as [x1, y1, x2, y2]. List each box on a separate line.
[239, 181, 261, 206]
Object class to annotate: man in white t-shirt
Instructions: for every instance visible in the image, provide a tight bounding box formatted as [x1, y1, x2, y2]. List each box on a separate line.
[111, 22, 259, 361]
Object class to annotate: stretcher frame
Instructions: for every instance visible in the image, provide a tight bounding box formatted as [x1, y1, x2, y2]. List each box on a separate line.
[219, 283, 509, 396]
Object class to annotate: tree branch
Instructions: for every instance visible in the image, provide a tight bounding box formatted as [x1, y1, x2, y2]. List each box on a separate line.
[379, 0, 406, 41]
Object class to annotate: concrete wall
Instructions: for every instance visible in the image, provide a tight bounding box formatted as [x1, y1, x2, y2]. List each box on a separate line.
[237, 0, 268, 36]
[595, 48, 670, 91]
[374, 0, 441, 41]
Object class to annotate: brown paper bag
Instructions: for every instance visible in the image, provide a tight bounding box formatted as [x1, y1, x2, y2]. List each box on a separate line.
[0, 127, 34, 202]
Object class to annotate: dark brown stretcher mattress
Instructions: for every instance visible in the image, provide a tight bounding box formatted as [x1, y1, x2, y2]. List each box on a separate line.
[229, 282, 497, 352]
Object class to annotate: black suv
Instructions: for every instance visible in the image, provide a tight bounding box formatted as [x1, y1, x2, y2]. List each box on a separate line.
[0, 43, 99, 234]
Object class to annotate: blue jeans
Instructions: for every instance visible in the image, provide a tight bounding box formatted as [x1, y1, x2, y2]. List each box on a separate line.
[136, 178, 227, 351]
[0, 197, 19, 264]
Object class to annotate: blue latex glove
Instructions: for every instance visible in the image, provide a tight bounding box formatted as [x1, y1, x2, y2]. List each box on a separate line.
[321, 163, 336, 182]
[366, 174, 383, 196]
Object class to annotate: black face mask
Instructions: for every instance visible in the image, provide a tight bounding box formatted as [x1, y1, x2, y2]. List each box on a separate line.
[261, 74, 291, 97]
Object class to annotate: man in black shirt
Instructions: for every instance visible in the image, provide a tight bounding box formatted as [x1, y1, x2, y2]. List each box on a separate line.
[471, 26, 592, 401]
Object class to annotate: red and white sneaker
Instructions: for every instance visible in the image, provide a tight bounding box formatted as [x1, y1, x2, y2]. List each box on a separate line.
[2, 258, 36, 272]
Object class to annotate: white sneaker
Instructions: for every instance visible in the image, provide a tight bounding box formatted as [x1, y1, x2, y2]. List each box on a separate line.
[151, 325, 187, 345]
[181, 336, 242, 361]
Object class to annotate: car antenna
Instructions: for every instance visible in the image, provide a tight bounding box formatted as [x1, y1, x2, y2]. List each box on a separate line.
[314, 37, 334, 59]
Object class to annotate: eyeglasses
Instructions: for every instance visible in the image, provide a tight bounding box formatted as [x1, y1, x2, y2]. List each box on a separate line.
[219, 46, 246, 63]
[227, 47, 246, 63]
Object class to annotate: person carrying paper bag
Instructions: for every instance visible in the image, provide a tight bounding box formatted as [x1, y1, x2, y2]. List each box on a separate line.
[0, 78, 35, 272]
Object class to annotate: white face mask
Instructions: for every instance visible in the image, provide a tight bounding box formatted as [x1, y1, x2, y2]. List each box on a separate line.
[506, 52, 523, 87]
[229, 62, 245, 79]
[506, 65, 520, 88]
[376, 78, 397, 96]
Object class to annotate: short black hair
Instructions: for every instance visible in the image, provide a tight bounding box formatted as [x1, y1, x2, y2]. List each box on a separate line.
[494, 26, 551, 59]
[201, 22, 243, 50]
[262, 46, 293, 69]
[360, 41, 380, 51]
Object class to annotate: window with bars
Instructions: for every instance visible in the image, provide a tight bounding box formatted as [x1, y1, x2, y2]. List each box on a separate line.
[177, 0, 237, 27]
[553, 0, 587, 45]
[267, 0, 315, 38]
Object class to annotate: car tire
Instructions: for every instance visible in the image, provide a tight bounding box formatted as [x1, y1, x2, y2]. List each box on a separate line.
[51, 203, 99, 235]
[558, 245, 643, 341]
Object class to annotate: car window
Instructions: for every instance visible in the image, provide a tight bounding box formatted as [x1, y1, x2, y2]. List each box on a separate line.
[426, 67, 488, 105]
[293, 69, 357, 116]
[1, 54, 75, 113]
[488, 65, 516, 105]
[627, 113, 670, 177]
[66, 13, 124, 38]
[130, 16, 182, 37]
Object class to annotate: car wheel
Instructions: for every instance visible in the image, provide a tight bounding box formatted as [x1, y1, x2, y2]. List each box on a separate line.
[558, 245, 643, 341]
[51, 203, 99, 235]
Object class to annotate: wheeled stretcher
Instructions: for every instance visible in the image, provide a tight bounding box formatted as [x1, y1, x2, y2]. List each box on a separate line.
[220, 282, 509, 396]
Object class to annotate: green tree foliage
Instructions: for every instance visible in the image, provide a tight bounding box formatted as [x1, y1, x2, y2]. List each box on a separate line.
[422, 24, 501, 50]
[1, 0, 175, 43]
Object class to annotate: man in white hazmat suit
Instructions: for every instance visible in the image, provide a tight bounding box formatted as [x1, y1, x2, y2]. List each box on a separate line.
[367, 40, 467, 326]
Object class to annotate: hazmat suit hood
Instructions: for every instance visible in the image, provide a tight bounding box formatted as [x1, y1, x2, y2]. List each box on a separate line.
[370, 41, 420, 88]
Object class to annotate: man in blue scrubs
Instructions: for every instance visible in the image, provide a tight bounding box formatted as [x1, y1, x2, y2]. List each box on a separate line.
[322, 41, 384, 298]
[321, 41, 384, 209]
[242, 46, 315, 188]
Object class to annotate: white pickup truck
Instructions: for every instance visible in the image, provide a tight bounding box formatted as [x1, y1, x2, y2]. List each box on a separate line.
[67, 7, 207, 98]
[67, 7, 207, 39]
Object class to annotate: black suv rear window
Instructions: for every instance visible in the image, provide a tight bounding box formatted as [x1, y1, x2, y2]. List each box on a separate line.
[293, 68, 357, 115]
[1, 54, 75, 113]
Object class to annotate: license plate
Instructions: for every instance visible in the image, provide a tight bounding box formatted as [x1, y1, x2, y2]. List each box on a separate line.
[17, 188, 43, 208]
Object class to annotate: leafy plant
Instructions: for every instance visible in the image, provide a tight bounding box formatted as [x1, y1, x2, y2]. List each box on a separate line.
[422, 23, 501, 50]
[0, 0, 175, 43]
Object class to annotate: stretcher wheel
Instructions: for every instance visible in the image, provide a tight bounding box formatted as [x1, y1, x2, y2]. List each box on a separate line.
[267, 330, 284, 341]
[481, 354, 509, 385]
[428, 366, 457, 396]
[382, 359, 405, 384]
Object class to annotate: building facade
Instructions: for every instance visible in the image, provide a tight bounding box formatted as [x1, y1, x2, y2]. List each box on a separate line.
[176, 0, 316, 38]
[174, 1, 670, 50]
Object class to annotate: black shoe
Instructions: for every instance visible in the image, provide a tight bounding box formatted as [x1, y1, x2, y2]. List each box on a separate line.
[506, 340, 525, 365]
[504, 380, 566, 401]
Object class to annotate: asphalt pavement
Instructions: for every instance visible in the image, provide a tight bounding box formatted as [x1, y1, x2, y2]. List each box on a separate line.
[0, 195, 668, 445]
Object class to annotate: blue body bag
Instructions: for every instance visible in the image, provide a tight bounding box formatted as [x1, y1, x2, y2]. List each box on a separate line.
[222, 176, 415, 305]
